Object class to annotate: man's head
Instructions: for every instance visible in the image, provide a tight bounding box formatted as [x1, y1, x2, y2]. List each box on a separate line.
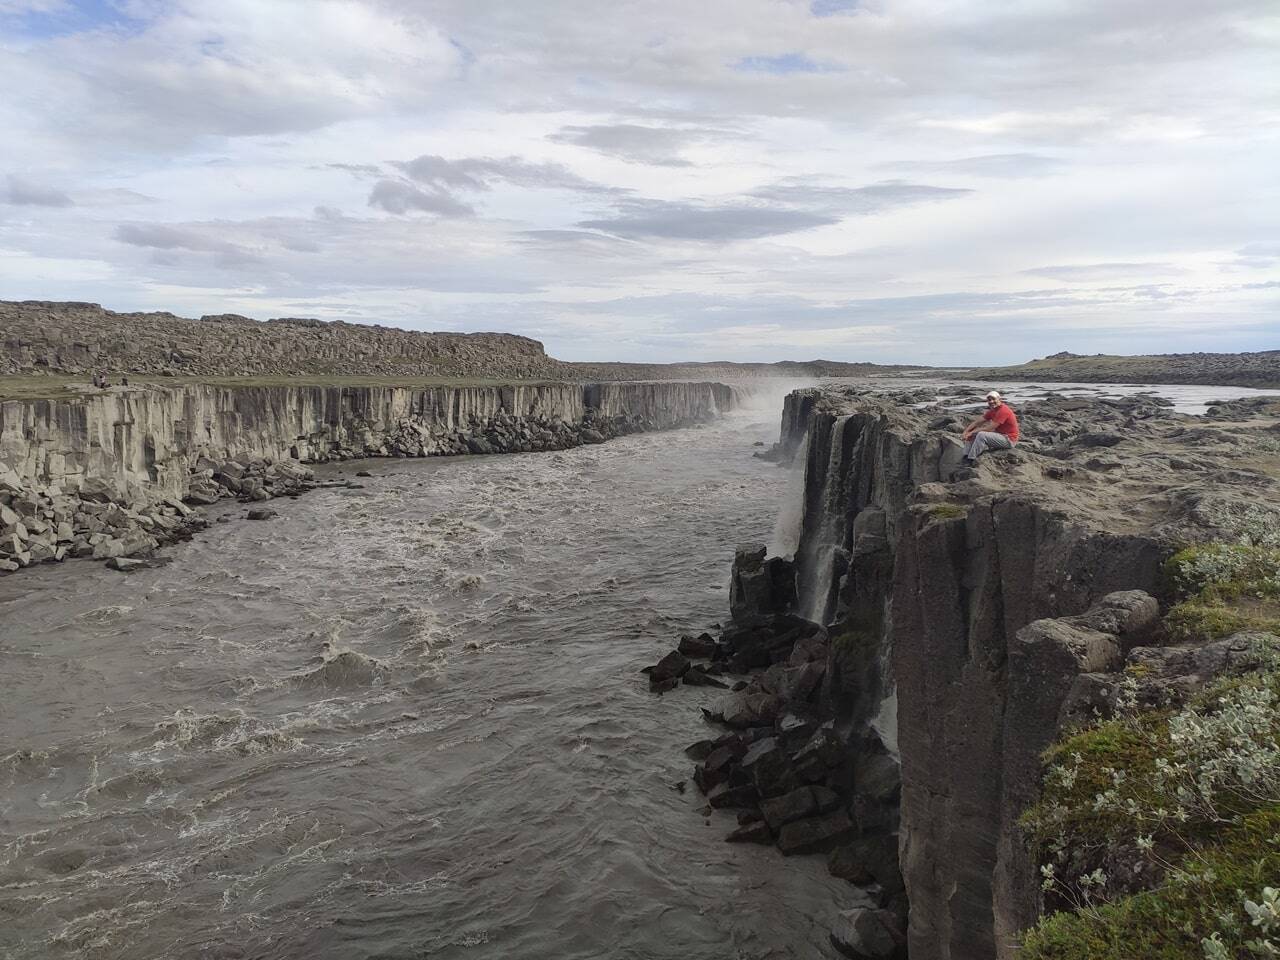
[985, 390, 1002, 408]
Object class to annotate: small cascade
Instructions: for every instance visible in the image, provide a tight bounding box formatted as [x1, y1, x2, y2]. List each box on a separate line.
[796, 415, 853, 625]
[766, 433, 809, 559]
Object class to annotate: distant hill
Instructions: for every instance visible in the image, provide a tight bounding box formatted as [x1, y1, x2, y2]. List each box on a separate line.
[968, 350, 1280, 391]
[0, 300, 922, 382]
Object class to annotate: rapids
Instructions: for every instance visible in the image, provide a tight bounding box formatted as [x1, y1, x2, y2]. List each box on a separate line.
[0, 392, 857, 960]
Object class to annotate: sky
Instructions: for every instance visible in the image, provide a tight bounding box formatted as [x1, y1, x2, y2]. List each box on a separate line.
[0, 0, 1277, 365]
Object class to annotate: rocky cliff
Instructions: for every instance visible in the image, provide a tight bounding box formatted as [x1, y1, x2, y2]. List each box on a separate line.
[757, 384, 1280, 958]
[0, 379, 732, 574]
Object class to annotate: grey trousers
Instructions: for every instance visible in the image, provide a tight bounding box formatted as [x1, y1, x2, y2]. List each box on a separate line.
[964, 431, 1013, 459]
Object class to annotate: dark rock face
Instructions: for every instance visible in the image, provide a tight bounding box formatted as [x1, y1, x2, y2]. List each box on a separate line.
[757, 388, 1280, 960]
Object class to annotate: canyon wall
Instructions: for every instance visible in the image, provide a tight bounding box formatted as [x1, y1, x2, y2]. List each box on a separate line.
[0, 380, 733, 502]
[772, 388, 1259, 958]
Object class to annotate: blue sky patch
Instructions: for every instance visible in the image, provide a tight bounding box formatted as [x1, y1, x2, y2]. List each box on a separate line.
[733, 52, 836, 75]
[3, 0, 145, 41]
[811, 0, 858, 15]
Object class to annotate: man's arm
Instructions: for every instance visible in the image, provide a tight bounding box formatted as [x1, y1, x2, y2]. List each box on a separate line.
[962, 413, 991, 439]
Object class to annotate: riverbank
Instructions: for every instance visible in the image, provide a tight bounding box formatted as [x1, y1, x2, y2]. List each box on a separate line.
[0, 378, 735, 576]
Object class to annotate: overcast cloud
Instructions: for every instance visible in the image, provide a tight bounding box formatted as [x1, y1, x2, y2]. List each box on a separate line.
[0, 0, 1276, 364]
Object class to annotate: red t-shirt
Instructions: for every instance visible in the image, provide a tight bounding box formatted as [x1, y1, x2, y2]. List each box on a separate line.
[983, 403, 1019, 442]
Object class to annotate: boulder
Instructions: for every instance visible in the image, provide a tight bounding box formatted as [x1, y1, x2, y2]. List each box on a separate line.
[760, 786, 819, 830]
[648, 650, 691, 684]
[741, 737, 794, 798]
[246, 508, 278, 521]
[106, 557, 145, 572]
[776, 809, 854, 855]
[677, 633, 718, 658]
[76, 477, 119, 503]
[829, 908, 905, 960]
[725, 822, 773, 844]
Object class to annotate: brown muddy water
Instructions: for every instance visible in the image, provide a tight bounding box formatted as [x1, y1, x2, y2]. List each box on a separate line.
[0, 392, 859, 960]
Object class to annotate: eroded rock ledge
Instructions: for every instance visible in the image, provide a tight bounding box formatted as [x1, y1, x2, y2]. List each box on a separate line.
[0, 379, 732, 574]
[711, 385, 1280, 959]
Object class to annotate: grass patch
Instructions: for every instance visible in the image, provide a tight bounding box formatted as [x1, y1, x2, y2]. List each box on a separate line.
[1162, 544, 1280, 642]
[1020, 807, 1280, 960]
[1018, 541, 1280, 958]
[0, 375, 84, 402]
[926, 503, 968, 521]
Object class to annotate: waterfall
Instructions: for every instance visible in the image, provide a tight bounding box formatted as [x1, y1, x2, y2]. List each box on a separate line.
[766, 433, 809, 559]
[796, 415, 852, 625]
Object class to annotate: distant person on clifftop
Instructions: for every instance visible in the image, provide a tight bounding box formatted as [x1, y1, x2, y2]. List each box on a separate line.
[960, 391, 1019, 465]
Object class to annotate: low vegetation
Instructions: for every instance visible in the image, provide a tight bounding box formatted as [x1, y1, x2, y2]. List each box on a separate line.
[1018, 540, 1280, 959]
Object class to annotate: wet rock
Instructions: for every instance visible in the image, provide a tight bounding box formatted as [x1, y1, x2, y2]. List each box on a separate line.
[776, 809, 854, 855]
[726, 821, 773, 844]
[741, 737, 794, 798]
[829, 907, 906, 959]
[105, 557, 145, 572]
[760, 786, 819, 830]
[707, 781, 757, 809]
[246, 508, 278, 521]
[684, 739, 718, 762]
[682, 666, 729, 688]
[827, 844, 875, 884]
[677, 633, 718, 658]
[648, 650, 691, 684]
[720, 691, 782, 728]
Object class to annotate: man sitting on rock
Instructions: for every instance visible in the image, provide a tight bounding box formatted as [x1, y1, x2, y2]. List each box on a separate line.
[960, 390, 1019, 465]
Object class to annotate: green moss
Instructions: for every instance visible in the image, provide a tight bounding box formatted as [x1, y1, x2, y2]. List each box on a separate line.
[1164, 601, 1280, 643]
[926, 503, 968, 521]
[1163, 544, 1280, 603]
[1020, 807, 1280, 960]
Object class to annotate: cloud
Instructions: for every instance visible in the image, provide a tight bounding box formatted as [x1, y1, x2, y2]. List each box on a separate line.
[577, 199, 838, 242]
[5, 174, 73, 206]
[547, 124, 714, 167]
[877, 154, 1065, 179]
[367, 180, 475, 217]
[1226, 242, 1280, 270]
[114, 222, 261, 267]
[395, 154, 618, 194]
[1023, 262, 1185, 282]
[749, 178, 972, 214]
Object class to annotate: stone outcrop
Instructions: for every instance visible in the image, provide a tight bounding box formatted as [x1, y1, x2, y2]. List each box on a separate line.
[744, 385, 1280, 959]
[0, 379, 733, 575]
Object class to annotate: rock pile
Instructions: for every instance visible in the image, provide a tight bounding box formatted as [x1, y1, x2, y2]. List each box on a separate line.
[184, 455, 315, 505]
[0, 469, 205, 573]
[643, 543, 908, 959]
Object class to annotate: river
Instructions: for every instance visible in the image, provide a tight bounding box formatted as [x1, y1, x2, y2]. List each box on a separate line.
[0, 387, 859, 960]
